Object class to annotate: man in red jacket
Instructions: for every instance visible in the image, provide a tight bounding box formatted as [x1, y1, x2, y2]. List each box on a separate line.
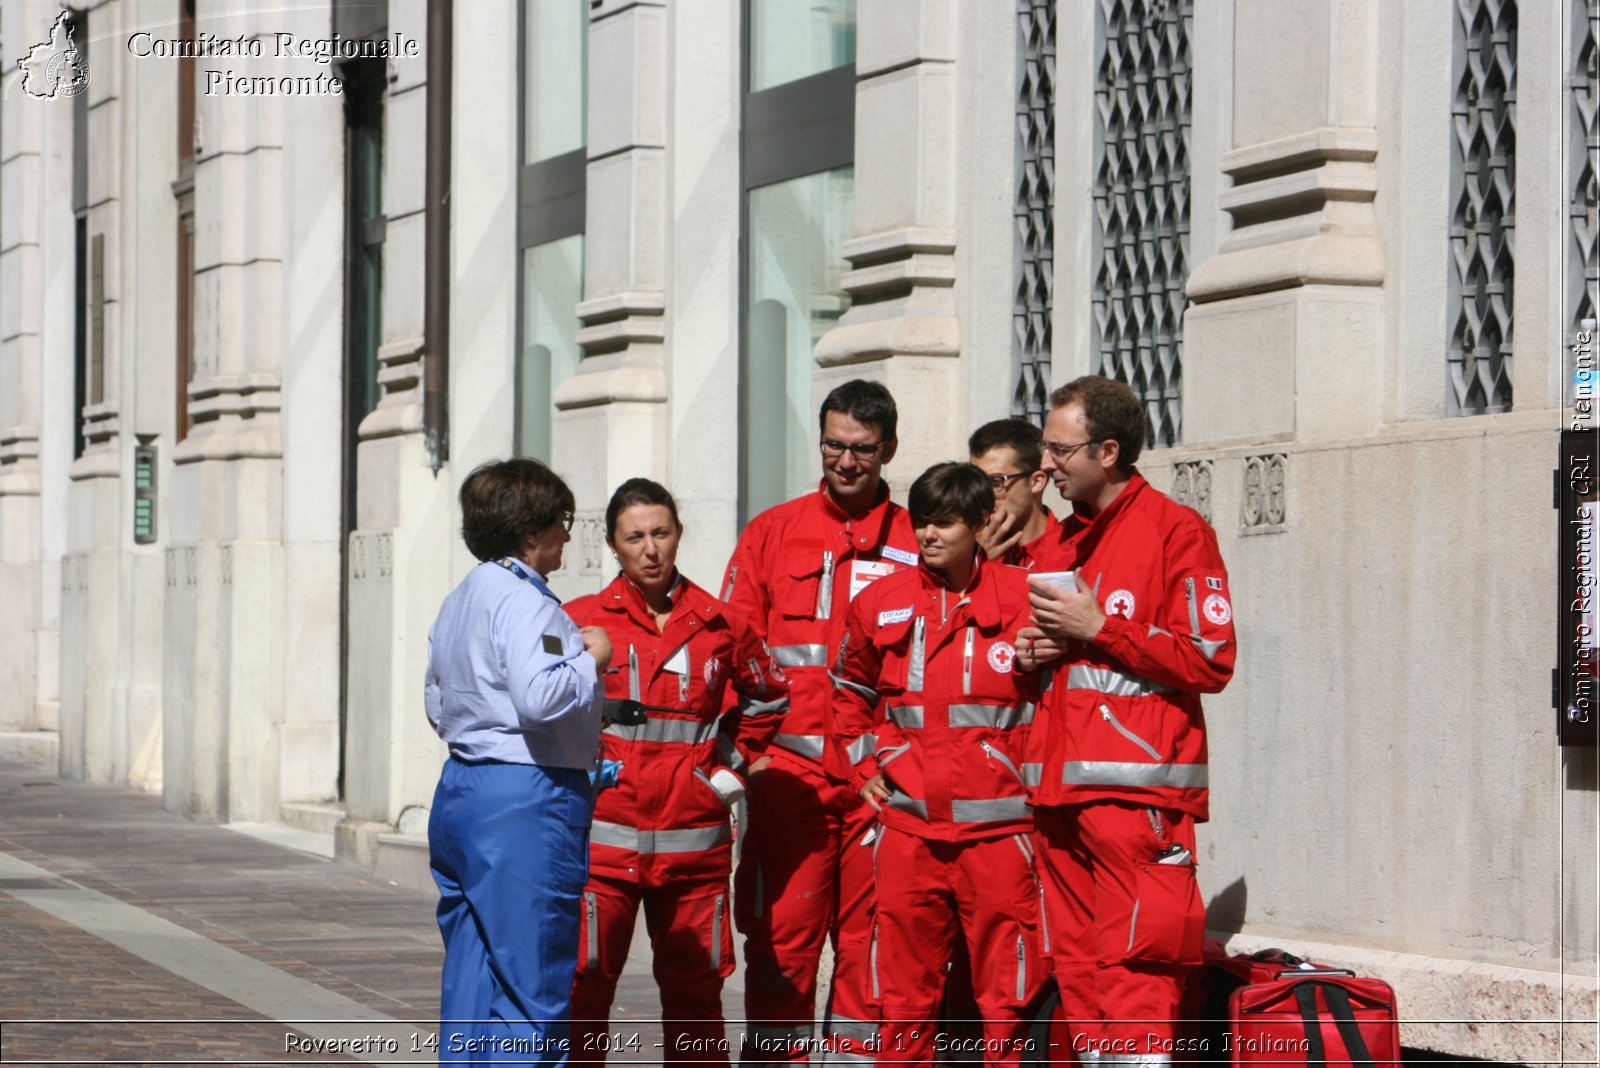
[1016, 376, 1236, 1064]
[722, 380, 920, 1065]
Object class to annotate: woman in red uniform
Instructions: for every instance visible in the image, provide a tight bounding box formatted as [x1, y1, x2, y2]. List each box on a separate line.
[832, 462, 1048, 1067]
[567, 478, 789, 1065]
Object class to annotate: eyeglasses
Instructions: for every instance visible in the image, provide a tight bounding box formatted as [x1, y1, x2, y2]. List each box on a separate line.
[820, 439, 886, 460]
[559, 511, 575, 532]
[986, 470, 1035, 491]
[1041, 440, 1096, 462]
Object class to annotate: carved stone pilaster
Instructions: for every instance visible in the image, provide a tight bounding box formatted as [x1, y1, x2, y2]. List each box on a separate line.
[173, 373, 283, 463]
[358, 336, 425, 440]
[815, 228, 959, 367]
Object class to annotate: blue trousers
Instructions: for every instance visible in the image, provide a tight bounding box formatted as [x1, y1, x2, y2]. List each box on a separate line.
[430, 758, 593, 1064]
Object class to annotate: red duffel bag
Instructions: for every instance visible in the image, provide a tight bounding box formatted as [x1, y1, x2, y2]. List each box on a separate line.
[1229, 972, 1400, 1067]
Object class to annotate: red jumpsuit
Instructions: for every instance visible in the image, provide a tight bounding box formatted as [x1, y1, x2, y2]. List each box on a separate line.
[721, 483, 918, 1065]
[567, 574, 789, 1065]
[1024, 473, 1236, 1061]
[833, 558, 1048, 1067]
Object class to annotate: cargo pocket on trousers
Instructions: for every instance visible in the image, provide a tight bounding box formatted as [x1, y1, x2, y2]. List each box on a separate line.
[1121, 862, 1205, 965]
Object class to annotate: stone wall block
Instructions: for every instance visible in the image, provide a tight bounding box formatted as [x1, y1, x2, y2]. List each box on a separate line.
[586, 2, 666, 158]
[856, 0, 956, 76]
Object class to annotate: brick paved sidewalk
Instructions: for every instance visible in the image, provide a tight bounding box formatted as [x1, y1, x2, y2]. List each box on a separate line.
[0, 759, 746, 1066]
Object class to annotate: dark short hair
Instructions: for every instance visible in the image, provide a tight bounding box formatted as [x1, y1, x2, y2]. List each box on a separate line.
[819, 379, 898, 444]
[605, 477, 682, 539]
[908, 462, 994, 528]
[458, 458, 575, 562]
[1049, 375, 1145, 473]
[967, 418, 1043, 473]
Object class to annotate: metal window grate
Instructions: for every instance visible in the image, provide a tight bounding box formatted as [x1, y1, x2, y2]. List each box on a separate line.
[1447, 0, 1517, 415]
[1092, 0, 1191, 448]
[1572, 0, 1598, 342]
[1012, 0, 1056, 426]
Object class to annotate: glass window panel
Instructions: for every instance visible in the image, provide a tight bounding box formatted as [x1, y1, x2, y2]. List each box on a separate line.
[748, 0, 855, 92]
[742, 166, 854, 520]
[524, 0, 588, 163]
[518, 235, 586, 461]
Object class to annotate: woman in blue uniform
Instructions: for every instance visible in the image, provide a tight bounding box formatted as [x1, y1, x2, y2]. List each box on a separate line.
[424, 458, 613, 1064]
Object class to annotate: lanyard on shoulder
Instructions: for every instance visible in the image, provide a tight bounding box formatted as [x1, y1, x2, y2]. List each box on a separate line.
[495, 557, 561, 604]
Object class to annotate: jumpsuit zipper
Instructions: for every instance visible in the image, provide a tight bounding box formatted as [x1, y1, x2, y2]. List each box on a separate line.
[816, 551, 835, 620]
[962, 626, 975, 695]
[584, 891, 599, 970]
[711, 893, 725, 970]
[907, 617, 926, 691]
[1099, 703, 1163, 760]
[628, 645, 640, 702]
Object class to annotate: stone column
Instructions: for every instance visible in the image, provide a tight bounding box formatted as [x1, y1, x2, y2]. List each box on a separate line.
[0, 0, 75, 741]
[165, 0, 289, 822]
[1183, 0, 1386, 443]
[551, 0, 669, 529]
[341, 0, 454, 839]
[813, 0, 961, 479]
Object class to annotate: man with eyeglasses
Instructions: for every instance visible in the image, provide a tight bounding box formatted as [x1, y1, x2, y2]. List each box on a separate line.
[721, 380, 920, 1067]
[1014, 376, 1236, 1065]
[968, 418, 1059, 569]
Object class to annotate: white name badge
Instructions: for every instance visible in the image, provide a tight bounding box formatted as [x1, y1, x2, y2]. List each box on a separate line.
[880, 545, 919, 567]
[850, 559, 895, 601]
[662, 645, 689, 675]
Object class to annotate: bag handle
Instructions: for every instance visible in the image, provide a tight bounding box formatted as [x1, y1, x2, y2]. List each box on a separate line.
[1293, 981, 1377, 1068]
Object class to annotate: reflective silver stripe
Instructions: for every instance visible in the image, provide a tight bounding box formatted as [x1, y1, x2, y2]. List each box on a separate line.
[907, 617, 926, 690]
[1148, 624, 1171, 638]
[869, 923, 880, 999]
[1022, 762, 1042, 786]
[628, 644, 640, 702]
[825, 1015, 878, 1042]
[711, 893, 725, 970]
[1067, 665, 1173, 697]
[1186, 577, 1200, 636]
[722, 565, 737, 602]
[1099, 703, 1163, 760]
[888, 705, 925, 729]
[1011, 832, 1034, 864]
[1061, 761, 1210, 789]
[603, 717, 717, 744]
[886, 792, 928, 819]
[589, 819, 733, 853]
[829, 671, 879, 704]
[772, 643, 827, 667]
[739, 695, 790, 717]
[775, 732, 825, 759]
[962, 626, 974, 694]
[951, 796, 1032, 823]
[845, 733, 878, 765]
[717, 734, 747, 772]
[949, 703, 1030, 729]
[816, 551, 835, 620]
[1127, 897, 1141, 954]
[1016, 935, 1027, 1001]
[1191, 634, 1228, 659]
[584, 891, 599, 970]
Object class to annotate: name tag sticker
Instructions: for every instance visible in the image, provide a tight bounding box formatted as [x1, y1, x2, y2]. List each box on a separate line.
[878, 606, 914, 627]
[542, 634, 564, 655]
[662, 645, 690, 675]
[850, 560, 895, 601]
[880, 545, 919, 567]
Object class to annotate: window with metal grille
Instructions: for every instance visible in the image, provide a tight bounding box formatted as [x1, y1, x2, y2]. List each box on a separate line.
[1091, 0, 1191, 448]
[1572, 0, 1598, 346]
[1446, 0, 1517, 415]
[1012, 0, 1055, 426]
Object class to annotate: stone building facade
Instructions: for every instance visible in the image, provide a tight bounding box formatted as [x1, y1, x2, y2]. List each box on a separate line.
[0, 0, 1595, 1058]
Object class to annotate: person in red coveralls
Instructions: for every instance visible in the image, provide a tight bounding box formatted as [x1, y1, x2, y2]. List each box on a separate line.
[968, 419, 1059, 569]
[1015, 377, 1236, 1066]
[832, 462, 1048, 1067]
[568, 478, 791, 1066]
[721, 380, 921, 1066]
